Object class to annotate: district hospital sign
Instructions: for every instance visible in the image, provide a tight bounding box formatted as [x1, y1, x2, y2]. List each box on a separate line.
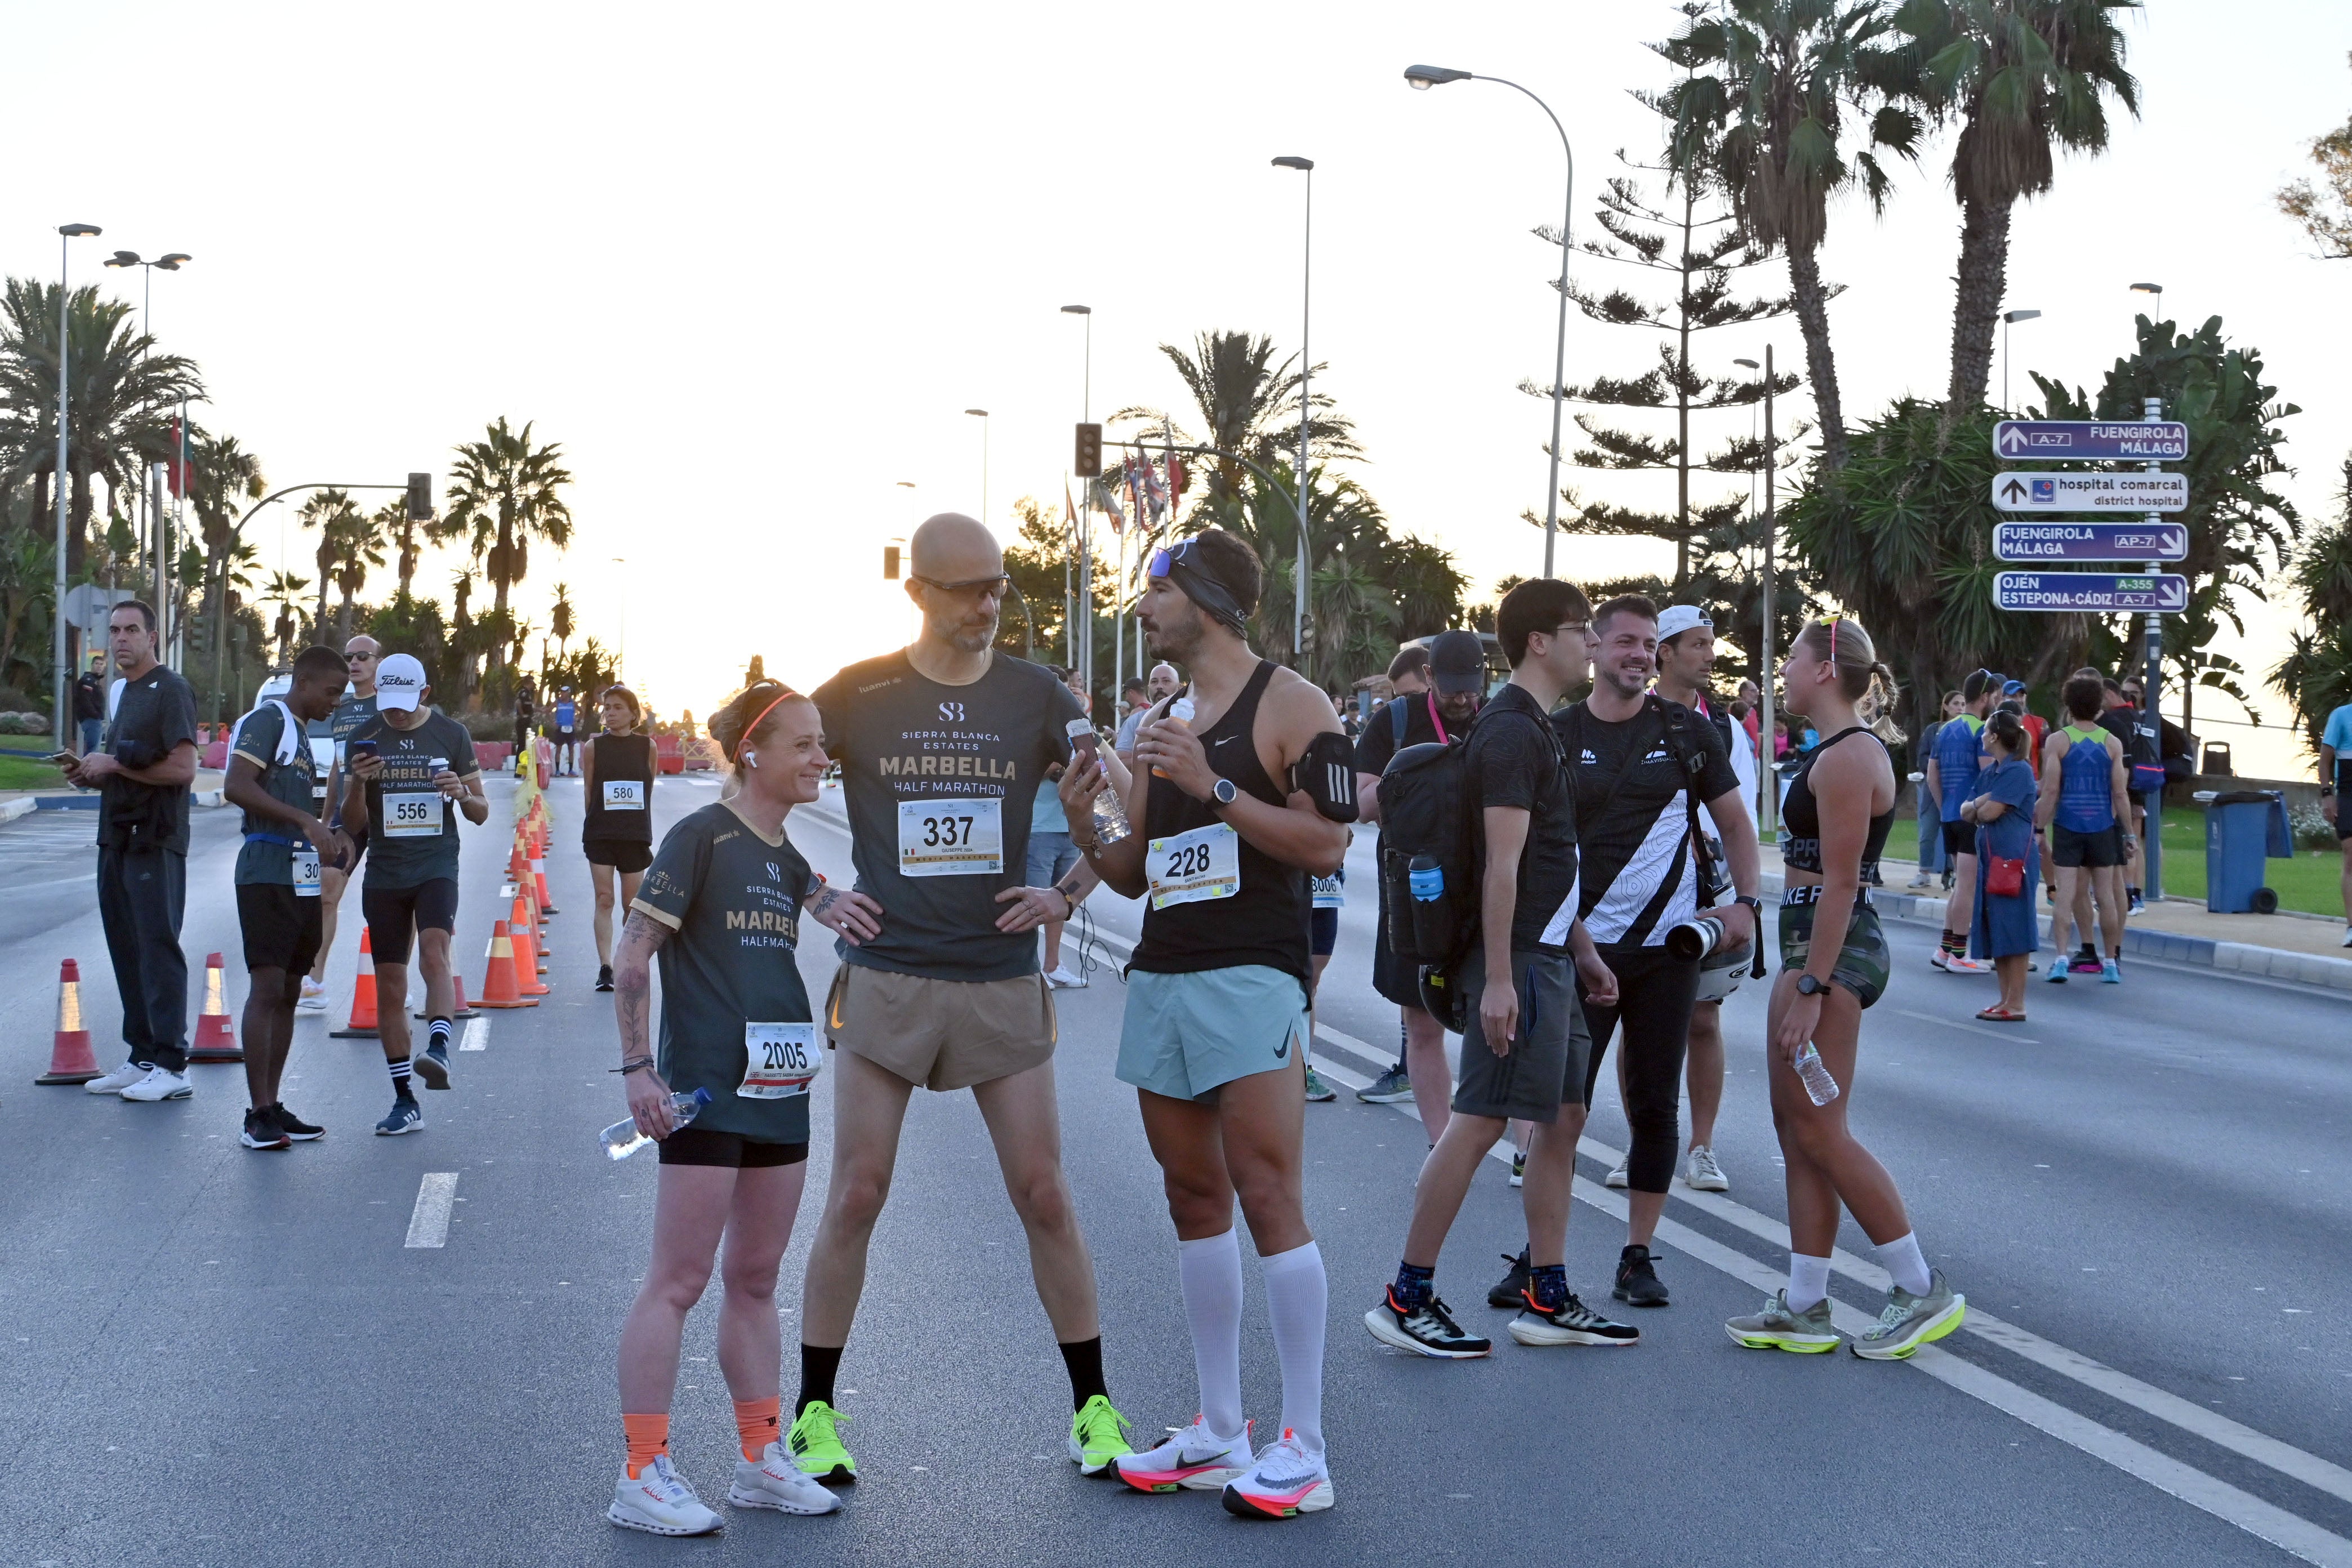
[1992, 572, 2190, 613]
[1990, 471, 2188, 513]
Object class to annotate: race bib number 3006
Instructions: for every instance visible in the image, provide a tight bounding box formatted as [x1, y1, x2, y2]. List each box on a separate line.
[1146, 822, 1241, 909]
[896, 797, 1004, 877]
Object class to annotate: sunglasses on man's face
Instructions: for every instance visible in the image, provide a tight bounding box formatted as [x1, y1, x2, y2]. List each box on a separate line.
[910, 574, 1010, 598]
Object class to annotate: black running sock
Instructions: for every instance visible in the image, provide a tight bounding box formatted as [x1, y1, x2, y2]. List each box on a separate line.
[427, 1017, 452, 1055]
[387, 1056, 412, 1094]
[1529, 1263, 1567, 1310]
[796, 1343, 843, 1415]
[1393, 1260, 1435, 1309]
[1058, 1336, 1108, 1410]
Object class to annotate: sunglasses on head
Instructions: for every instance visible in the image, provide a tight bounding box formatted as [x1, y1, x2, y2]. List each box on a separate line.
[1148, 538, 1207, 579]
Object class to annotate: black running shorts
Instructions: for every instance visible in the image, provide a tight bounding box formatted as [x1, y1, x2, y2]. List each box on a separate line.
[237, 883, 323, 975]
[657, 1127, 809, 1168]
[1310, 906, 1338, 957]
[583, 836, 653, 874]
[1942, 819, 1976, 861]
[363, 877, 460, 966]
[2052, 823, 2127, 867]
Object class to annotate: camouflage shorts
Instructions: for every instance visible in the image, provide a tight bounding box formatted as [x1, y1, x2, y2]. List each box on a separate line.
[1777, 894, 1890, 1010]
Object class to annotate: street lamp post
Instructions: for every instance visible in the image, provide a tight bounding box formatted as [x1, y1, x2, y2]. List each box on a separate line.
[2129, 280, 2167, 899]
[52, 223, 101, 753]
[104, 248, 191, 654]
[1734, 351, 1778, 833]
[1405, 64, 1575, 579]
[964, 409, 990, 526]
[1061, 305, 1093, 692]
[1273, 156, 1314, 670]
[2000, 308, 2041, 412]
[611, 558, 627, 681]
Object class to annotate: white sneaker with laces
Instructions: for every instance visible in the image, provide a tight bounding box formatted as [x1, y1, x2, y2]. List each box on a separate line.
[86, 1060, 150, 1095]
[2341, 925, 2352, 950]
[1604, 1150, 1631, 1189]
[608, 1454, 724, 1535]
[727, 1441, 840, 1514]
[1045, 965, 1086, 989]
[1220, 1429, 1333, 1519]
[1943, 955, 1992, 974]
[119, 1066, 192, 1102]
[1683, 1145, 1729, 1192]
[1115, 1414, 1250, 1493]
[296, 978, 327, 1013]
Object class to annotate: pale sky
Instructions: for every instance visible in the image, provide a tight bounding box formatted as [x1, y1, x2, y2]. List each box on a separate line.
[11, 1, 2349, 774]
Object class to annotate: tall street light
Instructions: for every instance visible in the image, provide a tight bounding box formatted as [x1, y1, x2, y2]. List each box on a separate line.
[2129, 280, 2163, 324]
[2001, 308, 2041, 412]
[52, 222, 101, 753]
[1734, 350, 1778, 832]
[104, 248, 192, 645]
[1272, 156, 1314, 669]
[611, 558, 627, 680]
[1061, 305, 1093, 689]
[1405, 64, 1575, 579]
[964, 409, 990, 526]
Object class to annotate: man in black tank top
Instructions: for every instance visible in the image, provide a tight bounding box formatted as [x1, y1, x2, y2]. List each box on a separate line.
[1061, 528, 1352, 1516]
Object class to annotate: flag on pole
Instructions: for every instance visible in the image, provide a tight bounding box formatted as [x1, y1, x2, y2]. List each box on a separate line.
[1091, 476, 1125, 532]
[1142, 460, 1168, 524]
[1166, 453, 1188, 500]
[1121, 458, 1146, 532]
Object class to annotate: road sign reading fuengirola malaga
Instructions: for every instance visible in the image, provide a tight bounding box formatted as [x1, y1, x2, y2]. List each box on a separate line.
[1993, 521, 2188, 563]
[1993, 572, 2189, 613]
[1992, 420, 2188, 460]
[1990, 472, 2188, 513]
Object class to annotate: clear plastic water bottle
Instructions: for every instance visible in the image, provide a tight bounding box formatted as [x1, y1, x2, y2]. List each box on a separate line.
[1065, 718, 1130, 847]
[599, 1087, 712, 1160]
[1152, 696, 1195, 778]
[1794, 1043, 1841, 1107]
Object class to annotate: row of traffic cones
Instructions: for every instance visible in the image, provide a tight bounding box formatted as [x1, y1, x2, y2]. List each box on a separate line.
[38, 951, 244, 1083]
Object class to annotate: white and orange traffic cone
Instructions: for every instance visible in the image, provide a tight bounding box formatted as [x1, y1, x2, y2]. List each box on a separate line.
[329, 928, 381, 1039]
[35, 959, 99, 1085]
[190, 953, 242, 1063]
[415, 973, 478, 1022]
[473, 921, 536, 1008]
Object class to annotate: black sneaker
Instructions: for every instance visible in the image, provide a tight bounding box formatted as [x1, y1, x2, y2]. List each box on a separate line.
[1363, 1289, 1492, 1358]
[375, 1097, 423, 1136]
[1613, 1244, 1671, 1308]
[412, 1043, 452, 1090]
[271, 1103, 324, 1142]
[240, 1108, 291, 1151]
[1508, 1289, 1641, 1348]
[596, 964, 615, 992]
[1487, 1250, 1532, 1309]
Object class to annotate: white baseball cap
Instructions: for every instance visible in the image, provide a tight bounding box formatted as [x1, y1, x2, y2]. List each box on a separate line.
[376, 653, 427, 712]
[1657, 605, 1714, 644]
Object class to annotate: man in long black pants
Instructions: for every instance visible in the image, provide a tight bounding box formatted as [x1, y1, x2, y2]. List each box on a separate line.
[70, 601, 202, 1104]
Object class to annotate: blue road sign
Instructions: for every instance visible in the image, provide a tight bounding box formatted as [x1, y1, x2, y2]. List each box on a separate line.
[1992, 572, 2189, 613]
[1992, 420, 2189, 461]
[1993, 522, 2189, 562]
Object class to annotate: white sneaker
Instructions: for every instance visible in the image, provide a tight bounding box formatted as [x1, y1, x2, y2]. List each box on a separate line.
[1045, 965, 1085, 989]
[2341, 926, 2352, 950]
[1943, 955, 1992, 974]
[119, 1066, 192, 1102]
[1219, 1428, 1333, 1519]
[1683, 1145, 1729, 1192]
[1115, 1414, 1250, 1493]
[296, 978, 327, 1013]
[86, 1060, 150, 1095]
[727, 1442, 840, 1514]
[1604, 1151, 1631, 1189]
[608, 1454, 724, 1536]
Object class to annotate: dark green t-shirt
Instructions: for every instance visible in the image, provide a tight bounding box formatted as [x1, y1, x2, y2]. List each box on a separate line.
[231, 701, 320, 887]
[811, 650, 1083, 982]
[353, 709, 480, 888]
[308, 691, 378, 810]
[631, 800, 819, 1145]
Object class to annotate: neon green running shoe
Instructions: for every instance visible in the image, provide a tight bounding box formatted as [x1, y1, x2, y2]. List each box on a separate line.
[1067, 1393, 1135, 1476]
[787, 1400, 857, 1482]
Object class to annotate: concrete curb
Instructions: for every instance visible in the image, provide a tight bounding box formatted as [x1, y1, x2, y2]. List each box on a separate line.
[1758, 871, 2352, 994]
[0, 797, 33, 824]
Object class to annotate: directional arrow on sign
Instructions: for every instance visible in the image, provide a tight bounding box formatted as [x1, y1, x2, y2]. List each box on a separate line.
[1989, 471, 2188, 513]
[1999, 478, 2030, 505]
[1992, 420, 2189, 460]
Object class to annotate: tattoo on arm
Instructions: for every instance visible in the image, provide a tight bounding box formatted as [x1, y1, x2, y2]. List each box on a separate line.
[809, 885, 843, 920]
[613, 910, 669, 1053]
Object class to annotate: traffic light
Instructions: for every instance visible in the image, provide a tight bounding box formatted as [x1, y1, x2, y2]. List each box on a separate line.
[406, 472, 433, 520]
[883, 544, 901, 580]
[1073, 422, 1102, 476]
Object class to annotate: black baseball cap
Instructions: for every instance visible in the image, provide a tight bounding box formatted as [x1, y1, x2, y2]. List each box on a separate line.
[1428, 631, 1486, 696]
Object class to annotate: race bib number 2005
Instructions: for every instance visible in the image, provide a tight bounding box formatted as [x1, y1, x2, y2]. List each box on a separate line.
[740, 1023, 824, 1099]
[1146, 822, 1241, 910]
[896, 797, 1003, 877]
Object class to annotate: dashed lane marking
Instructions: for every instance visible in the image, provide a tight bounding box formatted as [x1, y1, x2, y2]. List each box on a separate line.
[404, 1173, 459, 1248]
[460, 1017, 489, 1052]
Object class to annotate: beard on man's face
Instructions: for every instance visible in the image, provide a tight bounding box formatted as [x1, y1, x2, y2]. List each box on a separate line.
[926, 602, 999, 653]
[1143, 598, 1205, 662]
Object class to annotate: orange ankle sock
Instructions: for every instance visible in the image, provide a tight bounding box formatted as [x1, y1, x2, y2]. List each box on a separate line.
[623, 1412, 670, 1478]
[733, 1395, 782, 1462]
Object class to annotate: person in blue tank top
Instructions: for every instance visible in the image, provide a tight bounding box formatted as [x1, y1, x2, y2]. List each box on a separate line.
[2323, 698, 2352, 946]
[1961, 711, 2039, 1020]
[2035, 674, 2132, 983]
[1925, 669, 1997, 973]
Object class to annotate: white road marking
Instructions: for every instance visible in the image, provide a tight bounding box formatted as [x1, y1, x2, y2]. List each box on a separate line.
[1896, 1007, 2042, 1045]
[404, 1173, 460, 1248]
[460, 1017, 489, 1052]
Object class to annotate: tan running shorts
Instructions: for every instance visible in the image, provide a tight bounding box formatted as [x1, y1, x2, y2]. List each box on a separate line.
[823, 964, 1058, 1092]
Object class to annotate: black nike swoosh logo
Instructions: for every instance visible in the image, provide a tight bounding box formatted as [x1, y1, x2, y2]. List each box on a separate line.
[1273, 1034, 1290, 1060]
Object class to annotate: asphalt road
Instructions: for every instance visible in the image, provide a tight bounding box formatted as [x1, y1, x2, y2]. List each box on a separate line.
[2, 773, 2347, 1567]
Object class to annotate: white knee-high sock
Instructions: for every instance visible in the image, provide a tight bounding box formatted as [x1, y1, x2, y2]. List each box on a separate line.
[1177, 1230, 1245, 1438]
[1258, 1240, 1328, 1456]
[1877, 1231, 1931, 1296]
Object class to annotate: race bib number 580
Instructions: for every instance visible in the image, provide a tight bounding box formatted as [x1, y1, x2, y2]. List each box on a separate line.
[896, 797, 1003, 877]
[1146, 822, 1241, 909]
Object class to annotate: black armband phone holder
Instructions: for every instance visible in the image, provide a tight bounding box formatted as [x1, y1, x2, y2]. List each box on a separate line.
[1291, 731, 1360, 823]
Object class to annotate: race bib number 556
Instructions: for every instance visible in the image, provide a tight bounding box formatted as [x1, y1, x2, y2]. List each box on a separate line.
[382, 792, 443, 838]
[896, 797, 1003, 877]
[1146, 822, 1240, 909]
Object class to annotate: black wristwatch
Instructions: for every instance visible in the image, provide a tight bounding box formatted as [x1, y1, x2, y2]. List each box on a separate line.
[1734, 894, 1763, 914]
[1795, 974, 1829, 997]
[1208, 777, 1239, 810]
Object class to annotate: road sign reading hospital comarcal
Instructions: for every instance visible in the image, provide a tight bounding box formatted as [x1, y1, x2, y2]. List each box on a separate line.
[1992, 471, 2188, 514]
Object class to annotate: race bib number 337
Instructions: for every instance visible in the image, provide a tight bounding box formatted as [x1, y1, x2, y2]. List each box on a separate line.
[1146, 822, 1241, 909]
[896, 797, 1003, 877]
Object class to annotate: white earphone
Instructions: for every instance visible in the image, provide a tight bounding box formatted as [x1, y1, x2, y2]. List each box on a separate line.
[740, 749, 759, 769]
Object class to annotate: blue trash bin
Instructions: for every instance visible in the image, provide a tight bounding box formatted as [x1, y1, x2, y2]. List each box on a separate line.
[2203, 789, 2292, 914]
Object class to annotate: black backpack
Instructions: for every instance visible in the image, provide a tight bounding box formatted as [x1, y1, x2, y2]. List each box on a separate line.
[1376, 700, 1562, 970]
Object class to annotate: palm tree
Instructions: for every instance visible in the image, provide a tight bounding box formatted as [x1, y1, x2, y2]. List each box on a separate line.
[261, 569, 310, 663]
[1658, 1, 1920, 471]
[0, 279, 203, 568]
[0, 526, 55, 691]
[448, 568, 479, 703]
[446, 417, 573, 622]
[1112, 331, 1360, 501]
[1891, 0, 2140, 414]
[549, 581, 576, 661]
[299, 489, 359, 636]
[372, 495, 424, 599]
[331, 505, 387, 644]
[186, 426, 266, 717]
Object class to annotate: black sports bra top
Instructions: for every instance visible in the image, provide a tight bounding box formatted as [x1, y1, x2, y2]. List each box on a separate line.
[1781, 727, 1895, 877]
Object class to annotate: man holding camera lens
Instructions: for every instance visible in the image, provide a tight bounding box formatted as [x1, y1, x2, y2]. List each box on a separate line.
[1535, 595, 1757, 1312]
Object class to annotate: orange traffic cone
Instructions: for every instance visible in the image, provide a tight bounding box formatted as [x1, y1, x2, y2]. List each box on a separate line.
[36, 959, 100, 1084]
[533, 858, 558, 917]
[190, 953, 243, 1063]
[473, 922, 537, 1008]
[513, 919, 550, 996]
[329, 928, 381, 1039]
[507, 838, 531, 881]
[412, 974, 479, 1022]
[511, 892, 548, 962]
